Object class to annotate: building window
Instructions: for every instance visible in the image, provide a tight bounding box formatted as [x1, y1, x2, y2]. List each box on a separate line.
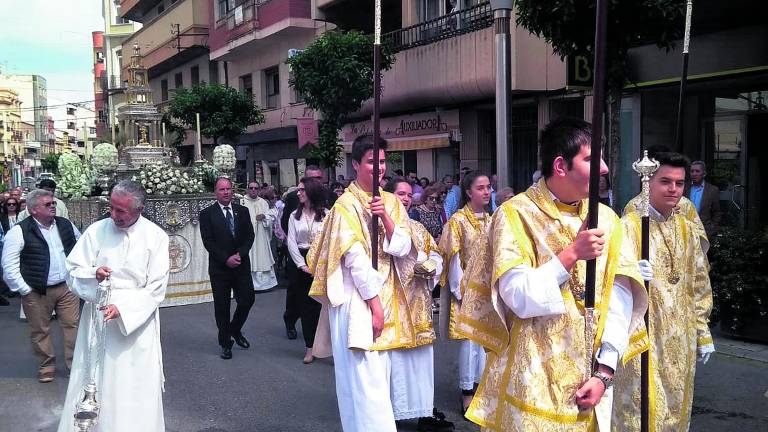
[239, 74, 253, 98]
[67, 107, 75, 115]
[89, 127, 97, 135]
[264, 67, 280, 109]
[161, 79, 169, 102]
[174, 72, 183, 89]
[67, 122, 76, 130]
[218, 0, 230, 19]
[191, 66, 200, 86]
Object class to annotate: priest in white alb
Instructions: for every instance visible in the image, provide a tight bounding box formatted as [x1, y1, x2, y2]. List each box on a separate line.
[243, 181, 278, 291]
[58, 180, 169, 432]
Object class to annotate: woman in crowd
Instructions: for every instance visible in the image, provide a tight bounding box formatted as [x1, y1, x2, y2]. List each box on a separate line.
[438, 170, 492, 416]
[330, 182, 345, 198]
[1, 196, 21, 233]
[598, 173, 614, 209]
[384, 177, 454, 432]
[409, 184, 446, 241]
[286, 177, 327, 364]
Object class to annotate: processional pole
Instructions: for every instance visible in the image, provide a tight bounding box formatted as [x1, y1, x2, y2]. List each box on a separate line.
[633, 152, 659, 432]
[371, 0, 383, 269]
[674, 0, 694, 149]
[584, 0, 608, 380]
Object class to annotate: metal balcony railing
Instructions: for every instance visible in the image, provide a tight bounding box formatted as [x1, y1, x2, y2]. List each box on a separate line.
[216, 0, 272, 33]
[383, 2, 493, 53]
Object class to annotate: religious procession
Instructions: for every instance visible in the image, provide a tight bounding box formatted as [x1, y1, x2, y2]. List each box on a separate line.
[2, 0, 767, 431]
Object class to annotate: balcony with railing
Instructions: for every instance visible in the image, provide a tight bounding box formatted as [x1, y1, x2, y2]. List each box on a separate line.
[122, 0, 209, 78]
[383, 2, 493, 52]
[209, 0, 314, 59]
[356, 2, 565, 114]
[119, 0, 161, 22]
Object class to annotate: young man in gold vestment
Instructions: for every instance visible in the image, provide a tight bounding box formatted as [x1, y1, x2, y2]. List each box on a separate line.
[307, 135, 416, 432]
[456, 117, 650, 431]
[612, 152, 714, 432]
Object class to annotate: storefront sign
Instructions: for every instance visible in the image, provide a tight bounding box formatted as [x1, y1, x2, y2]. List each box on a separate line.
[341, 110, 460, 143]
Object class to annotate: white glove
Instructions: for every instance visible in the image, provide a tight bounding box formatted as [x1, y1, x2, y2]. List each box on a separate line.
[697, 344, 715, 364]
[638, 259, 654, 282]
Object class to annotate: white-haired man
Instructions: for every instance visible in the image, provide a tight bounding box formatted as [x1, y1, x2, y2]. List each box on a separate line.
[58, 180, 169, 432]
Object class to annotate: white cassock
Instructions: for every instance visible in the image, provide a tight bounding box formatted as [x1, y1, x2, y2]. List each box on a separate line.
[449, 252, 486, 390]
[329, 227, 411, 432]
[58, 216, 169, 432]
[242, 196, 277, 291]
[389, 249, 443, 420]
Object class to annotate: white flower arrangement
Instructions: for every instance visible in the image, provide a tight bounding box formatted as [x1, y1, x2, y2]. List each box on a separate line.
[212, 144, 236, 171]
[91, 143, 119, 172]
[132, 162, 205, 196]
[56, 154, 94, 199]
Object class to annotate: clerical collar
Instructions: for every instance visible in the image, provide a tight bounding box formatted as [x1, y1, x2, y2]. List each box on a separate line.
[548, 190, 579, 208]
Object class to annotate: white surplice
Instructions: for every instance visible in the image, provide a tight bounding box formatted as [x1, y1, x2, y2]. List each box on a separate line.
[448, 252, 487, 390]
[389, 249, 443, 420]
[242, 196, 278, 291]
[58, 216, 169, 432]
[328, 227, 411, 432]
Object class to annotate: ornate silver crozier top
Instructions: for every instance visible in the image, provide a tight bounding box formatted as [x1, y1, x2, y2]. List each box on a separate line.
[632, 150, 660, 218]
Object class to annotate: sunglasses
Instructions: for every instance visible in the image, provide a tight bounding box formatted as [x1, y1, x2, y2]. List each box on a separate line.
[427, 196, 442, 203]
[6, 202, 18, 206]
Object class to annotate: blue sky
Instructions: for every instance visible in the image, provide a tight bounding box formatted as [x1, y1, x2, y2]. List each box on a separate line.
[0, 0, 104, 107]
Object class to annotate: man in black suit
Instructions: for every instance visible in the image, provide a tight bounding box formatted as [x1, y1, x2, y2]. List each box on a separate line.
[279, 165, 336, 340]
[199, 177, 255, 359]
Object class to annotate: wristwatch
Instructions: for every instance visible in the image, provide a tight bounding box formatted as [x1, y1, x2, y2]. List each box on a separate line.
[592, 370, 614, 390]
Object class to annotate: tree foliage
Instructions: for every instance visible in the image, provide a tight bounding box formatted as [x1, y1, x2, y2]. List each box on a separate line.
[41, 153, 61, 173]
[287, 30, 396, 169]
[515, 0, 684, 88]
[167, 84, 264, 145]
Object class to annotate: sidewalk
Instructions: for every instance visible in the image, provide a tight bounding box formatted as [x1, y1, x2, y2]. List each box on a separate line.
[714, 333, 768, 364]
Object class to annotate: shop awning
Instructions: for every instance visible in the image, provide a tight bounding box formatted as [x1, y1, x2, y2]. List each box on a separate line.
[342, 133, 451, 153]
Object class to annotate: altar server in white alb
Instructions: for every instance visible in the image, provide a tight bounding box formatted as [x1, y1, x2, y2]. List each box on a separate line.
[58, 180, 169, 432]
[242, 181, 278, 291]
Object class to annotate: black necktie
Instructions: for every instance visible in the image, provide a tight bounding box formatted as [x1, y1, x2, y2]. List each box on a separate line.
[224, 207, 234, 235]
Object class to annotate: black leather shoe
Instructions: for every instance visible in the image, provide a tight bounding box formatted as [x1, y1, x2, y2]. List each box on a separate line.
[220, 345, 232, 359]
[284, 315, 298, 340]
[234, 334, 250, 349]
[417, 415, 455, 432]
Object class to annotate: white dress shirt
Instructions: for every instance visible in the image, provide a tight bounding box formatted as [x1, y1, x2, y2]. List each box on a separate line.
[2, 217, 81, 296]
[287, 209, 325, 268]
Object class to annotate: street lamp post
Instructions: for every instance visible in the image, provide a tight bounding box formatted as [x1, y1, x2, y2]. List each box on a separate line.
[491, 0, 513, 190]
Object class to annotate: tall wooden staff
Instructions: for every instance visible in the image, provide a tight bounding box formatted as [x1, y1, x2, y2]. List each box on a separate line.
[584, 0, 608, 379]
[674, 0, 694, 148]
[632, 151, 659, 432]
[371, 0, 383, 268]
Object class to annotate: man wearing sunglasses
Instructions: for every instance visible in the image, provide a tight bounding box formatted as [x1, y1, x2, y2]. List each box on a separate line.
[17, 179, 69, 222]
[2, 189, 81, 383]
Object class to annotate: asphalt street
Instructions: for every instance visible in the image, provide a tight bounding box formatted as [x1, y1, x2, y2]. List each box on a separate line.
[1, 284, 767, 432]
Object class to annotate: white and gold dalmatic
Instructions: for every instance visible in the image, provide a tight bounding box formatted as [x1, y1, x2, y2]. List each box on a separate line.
[307, 181, 420, 354]
[457, 179, 647, 431]
[625, 195, 708, 252]
[612, 207, 713, 432]
[438, 205, 491, 341]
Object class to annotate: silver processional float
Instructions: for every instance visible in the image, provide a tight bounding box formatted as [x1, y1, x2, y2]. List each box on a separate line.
[73, 276, 112, 431]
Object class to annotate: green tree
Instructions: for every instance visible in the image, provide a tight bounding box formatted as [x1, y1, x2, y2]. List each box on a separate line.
[41, 153, 61, 173]
[515, 0, 684, 202]
[287, 30, 395, 174]
[167, 84, 264, 146]
[162, 112, 187, 147]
